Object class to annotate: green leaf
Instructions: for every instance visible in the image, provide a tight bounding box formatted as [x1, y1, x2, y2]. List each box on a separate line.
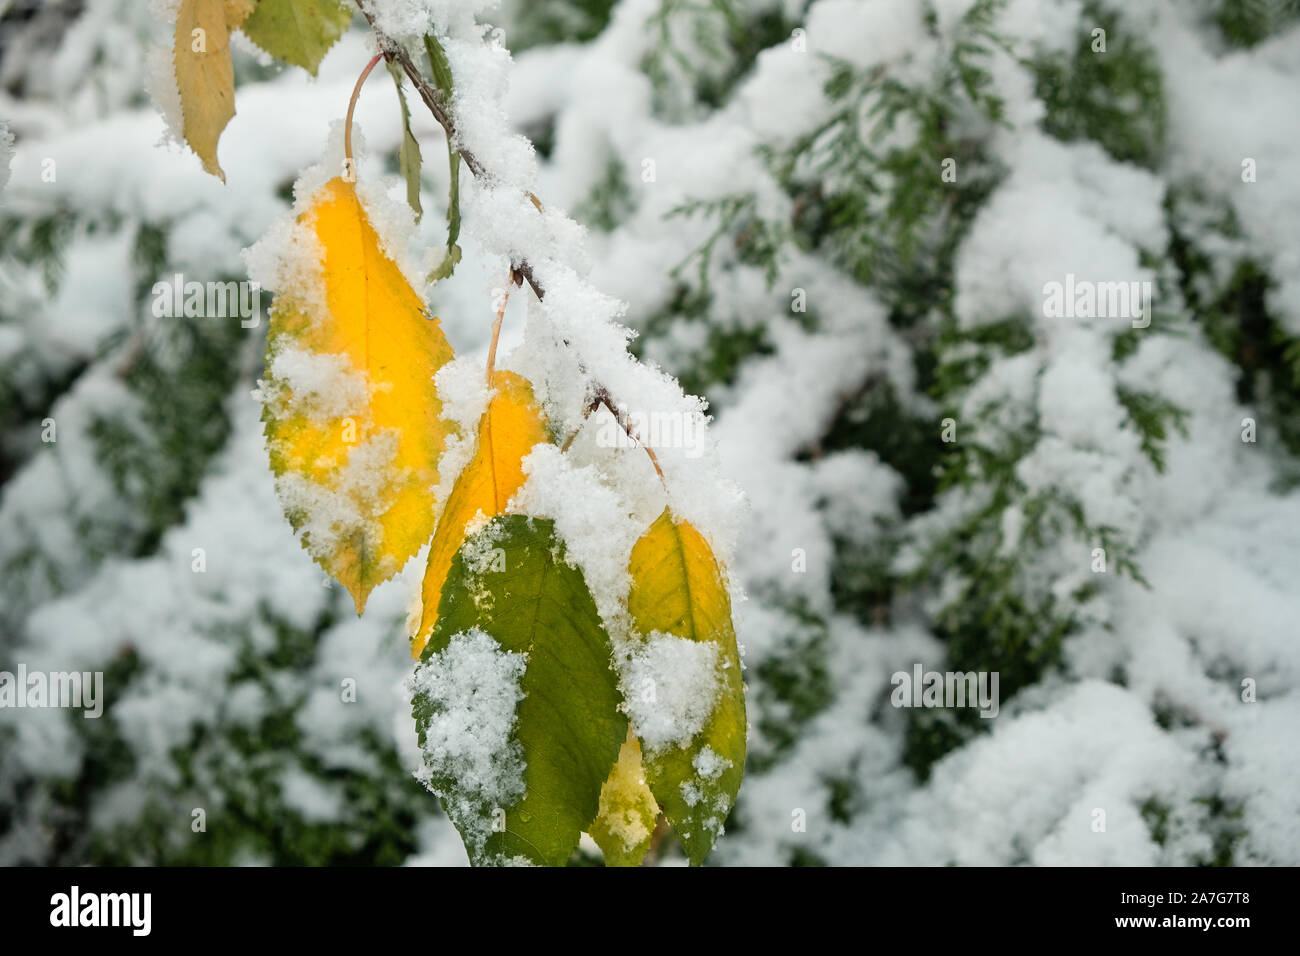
[626, 508, 746, 865]
[386, 61, 423, 221]
[415, 515, 627, 866]
[427, 241, 461, 283]
[443, 144, 461, 247]
[424, 33, 455, 98]
[241, 0, 353, 77]
[423, 33, 462, 282]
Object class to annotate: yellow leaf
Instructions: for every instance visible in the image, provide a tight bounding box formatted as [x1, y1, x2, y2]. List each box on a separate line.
[412, 370, 549, 656]
[172, 0, 253, 181]
[626, 507, 746, 865]
[262, 176, 455, 613]
[590, 730, 660, 867]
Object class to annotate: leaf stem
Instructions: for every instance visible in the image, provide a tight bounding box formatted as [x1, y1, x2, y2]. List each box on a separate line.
[486, 277, 511, 383]
[345, 52, 385, 169]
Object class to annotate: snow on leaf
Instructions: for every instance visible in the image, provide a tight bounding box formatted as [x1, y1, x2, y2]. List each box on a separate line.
[421, 515, 626, 866]
[407, 628, 527, 858]
[622, 632, 721, 750]
[240, 0, 355, 77]
[412, 370, 550, 657]
[626, 507, 746, 865]
[589, 729, 660, 867]
[172, 0, 254, 181]
[260, 175, 455, 614]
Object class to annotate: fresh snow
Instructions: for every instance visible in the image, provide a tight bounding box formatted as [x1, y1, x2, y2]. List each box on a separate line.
[406, 629, 527, 854]
[621, 632, 722, 752]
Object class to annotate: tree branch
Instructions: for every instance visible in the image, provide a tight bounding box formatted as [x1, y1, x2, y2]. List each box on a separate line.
[561, 386, 666, 481]
[354, 2, 669, 478]
[355, 2, 545, 296]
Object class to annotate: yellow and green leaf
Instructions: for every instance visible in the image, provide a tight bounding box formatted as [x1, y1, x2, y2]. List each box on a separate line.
[172, 0, 255, 181]
[416, 515, 627, 866]
[412, 370, 549, 657]
[241, 0, 354, 77]
[590, 730, 660, 867]
[626, 507, 746, 865]
[262, 176, 455, 613]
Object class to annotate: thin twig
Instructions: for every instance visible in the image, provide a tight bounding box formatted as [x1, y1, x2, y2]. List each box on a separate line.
[560, 386, 667, 484]
[354, 3, 663, 472]
[355, 2, 545, 298]
[355, 5, 484, 171]
[485, 274, 512, 382]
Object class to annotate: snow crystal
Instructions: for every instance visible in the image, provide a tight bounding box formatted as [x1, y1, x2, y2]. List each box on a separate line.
[884, 682, 1204, 866]
[263, 349, 370, 420]
[715, 323, 891, 611]
[242, 211, 328, 322]
[459, 172, 579, 267]
[254, 343, 421, 584]
[678, 747, 734, 839]
[433, 357, 495, 434]
[692, 745, 732, 782]
[448, 44, 542, 195]
[273, 430, 402, 571]
[0, 398, 430, 861]
[621, 632, 721, 752]
[601, 800, 653, 856]
[406, 629, 527, 852]
[458, 518, 507, 575]
[428, 357, 493, 505]
[447, 518, 510, 616]
[1224, 694, 1300, 864]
